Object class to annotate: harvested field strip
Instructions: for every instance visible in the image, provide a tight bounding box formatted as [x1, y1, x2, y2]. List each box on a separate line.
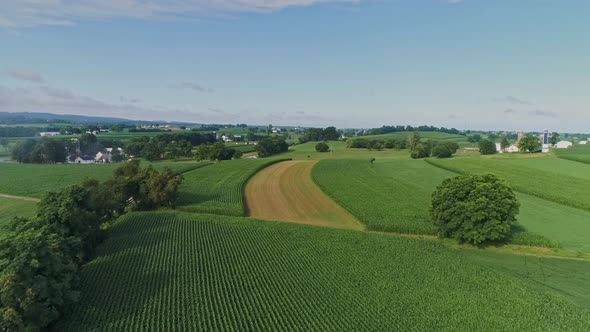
[244, 161, 364, 230]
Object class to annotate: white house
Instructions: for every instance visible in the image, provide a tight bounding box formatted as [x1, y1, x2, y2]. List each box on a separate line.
[95, 152, 111, 163]
[579, 141, 588, 145]
[555, 141, 573, 149]
[505, 145, 520, 153]
[39, 132, 60, 137]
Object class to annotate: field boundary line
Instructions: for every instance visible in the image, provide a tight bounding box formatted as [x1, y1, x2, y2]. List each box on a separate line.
[0, 193, 41, 202]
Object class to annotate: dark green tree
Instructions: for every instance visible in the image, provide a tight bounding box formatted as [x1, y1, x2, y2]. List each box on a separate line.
[519, 136, 542, 153]
[501, 137, 510, 150]
[478, 139, 497, 155]
[315, 142, 330, 152]
[549, 132, 560, 145]
[431, 145, 452, 158]
[431, 174, 520, 245]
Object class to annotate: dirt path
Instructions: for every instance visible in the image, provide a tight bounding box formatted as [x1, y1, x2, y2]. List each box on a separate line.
[0, 194, 40, 202]
[244, 160, 365, 231]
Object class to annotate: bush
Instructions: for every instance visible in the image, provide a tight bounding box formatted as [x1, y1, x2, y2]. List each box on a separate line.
[478, 139, 497, 155]
[315, 142, 330, 152]
[431, 174, 520, 245]
[410, 144, 429, 159]
[431, 145, 452, 158]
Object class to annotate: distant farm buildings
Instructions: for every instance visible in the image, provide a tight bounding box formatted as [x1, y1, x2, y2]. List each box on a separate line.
[555, 141, 573, 149]
[39, 132, 60, 137]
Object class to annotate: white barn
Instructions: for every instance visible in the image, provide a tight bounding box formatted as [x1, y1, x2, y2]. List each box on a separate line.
[555, 141, 573, 149]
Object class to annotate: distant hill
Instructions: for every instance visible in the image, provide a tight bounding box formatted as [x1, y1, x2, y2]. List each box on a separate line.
[0, 112, 197, 126]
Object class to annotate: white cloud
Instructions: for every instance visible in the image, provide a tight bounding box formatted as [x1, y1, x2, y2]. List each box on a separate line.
[3, 68, 44, 82]
[172, 82, 214, 93]
[0, 0, 362, 28]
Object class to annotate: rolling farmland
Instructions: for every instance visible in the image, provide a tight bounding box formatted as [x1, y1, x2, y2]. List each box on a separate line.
[176, 158, 289, 216]
[60, 211, 590, 331]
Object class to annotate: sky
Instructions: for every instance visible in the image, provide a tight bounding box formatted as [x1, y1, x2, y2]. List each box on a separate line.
[0, 0, 589, 132]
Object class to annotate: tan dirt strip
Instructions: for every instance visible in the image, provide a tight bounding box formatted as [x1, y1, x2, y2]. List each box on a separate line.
[0, 193, 41, 203]
[245, 160, 365, 231]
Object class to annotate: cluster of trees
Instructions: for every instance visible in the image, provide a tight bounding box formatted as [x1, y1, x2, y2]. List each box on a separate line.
[519, 136, 542, 153]
[0, 161, 183, 330]
[478, 135, 542, 155]
[409, 133, 459, 159]
[431, 174, 520, 245]
[367, 125, 463, 136]
[315, 142, 330, 152]
[299, 127, 339, 143]
[256, 136, 289, 157]
[195, 142, 243, 161]
[125, 132, 216, 161]
[347, 137, 408, 150]
[11, 138, 68, 163]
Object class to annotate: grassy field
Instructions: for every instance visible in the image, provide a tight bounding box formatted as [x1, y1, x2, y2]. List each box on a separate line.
[59, 211, 590, 331]
[355, 131, 468, 142]
[176, 158, 289, 216]
[285, 141, 411, 160]
[555, 144, 590, 165]
[244, 160, 364, 230]
[0, 160, 210, 198]
[0, 197, 37, 239]
[427, 157, 590, 212]
[312, 159, 451, 235]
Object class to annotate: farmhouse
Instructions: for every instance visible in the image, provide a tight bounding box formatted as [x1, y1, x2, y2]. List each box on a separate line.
[580, 141, 588, 145]
[39, 131, 60, 137]
[555, 141, 573, 149]
[504, 145, 520, 153]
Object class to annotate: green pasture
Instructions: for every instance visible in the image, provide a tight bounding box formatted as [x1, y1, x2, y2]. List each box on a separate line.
[176, 158, 289, 216]
[59, 211, 590, 331]
[285, 141, 411, 160]
[0, 160, 209, 198]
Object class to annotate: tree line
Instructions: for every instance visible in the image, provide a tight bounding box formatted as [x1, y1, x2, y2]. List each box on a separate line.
[0, 161, 183, 331]
[298, 127, 339, 143]
[367, 125, 464, 136]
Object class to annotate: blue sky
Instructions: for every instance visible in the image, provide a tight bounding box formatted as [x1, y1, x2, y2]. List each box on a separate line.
[0, 0, 589, 131]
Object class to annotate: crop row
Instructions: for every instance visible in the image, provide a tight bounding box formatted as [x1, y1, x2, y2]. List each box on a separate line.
[176, 158, 290, 216]
[60, 211, 590, 331]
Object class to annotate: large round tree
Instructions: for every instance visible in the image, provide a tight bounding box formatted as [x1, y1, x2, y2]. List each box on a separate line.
[431, 174, 519, 245]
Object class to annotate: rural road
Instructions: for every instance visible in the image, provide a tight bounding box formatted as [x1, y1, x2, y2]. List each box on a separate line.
[0, 193, 41, 202]
[244, 160, 365, 230]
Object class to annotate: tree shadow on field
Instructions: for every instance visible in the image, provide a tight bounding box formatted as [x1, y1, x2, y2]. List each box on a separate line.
[57, 214, 179, 330]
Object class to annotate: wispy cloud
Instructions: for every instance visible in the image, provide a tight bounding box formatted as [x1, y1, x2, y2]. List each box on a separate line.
[4, 69, 44, 83]
[494, 95, 533, 105]
[172, 82, 214, 93]
[448, 0, 464, 4]
[120, 96, 141, 104]
[529, 110, 556, 118]
[0, 0, 363, 28]
[504, 108, 518, 114]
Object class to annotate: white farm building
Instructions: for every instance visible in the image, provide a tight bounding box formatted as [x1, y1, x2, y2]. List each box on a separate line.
[555, 141, 573, 149]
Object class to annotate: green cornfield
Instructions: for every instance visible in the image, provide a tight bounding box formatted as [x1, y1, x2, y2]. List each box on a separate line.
[0, 197, 37, 239]
[59, 211, 590, 331]
[426, 157, 590, 212]
[176, 158, 290, 216]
